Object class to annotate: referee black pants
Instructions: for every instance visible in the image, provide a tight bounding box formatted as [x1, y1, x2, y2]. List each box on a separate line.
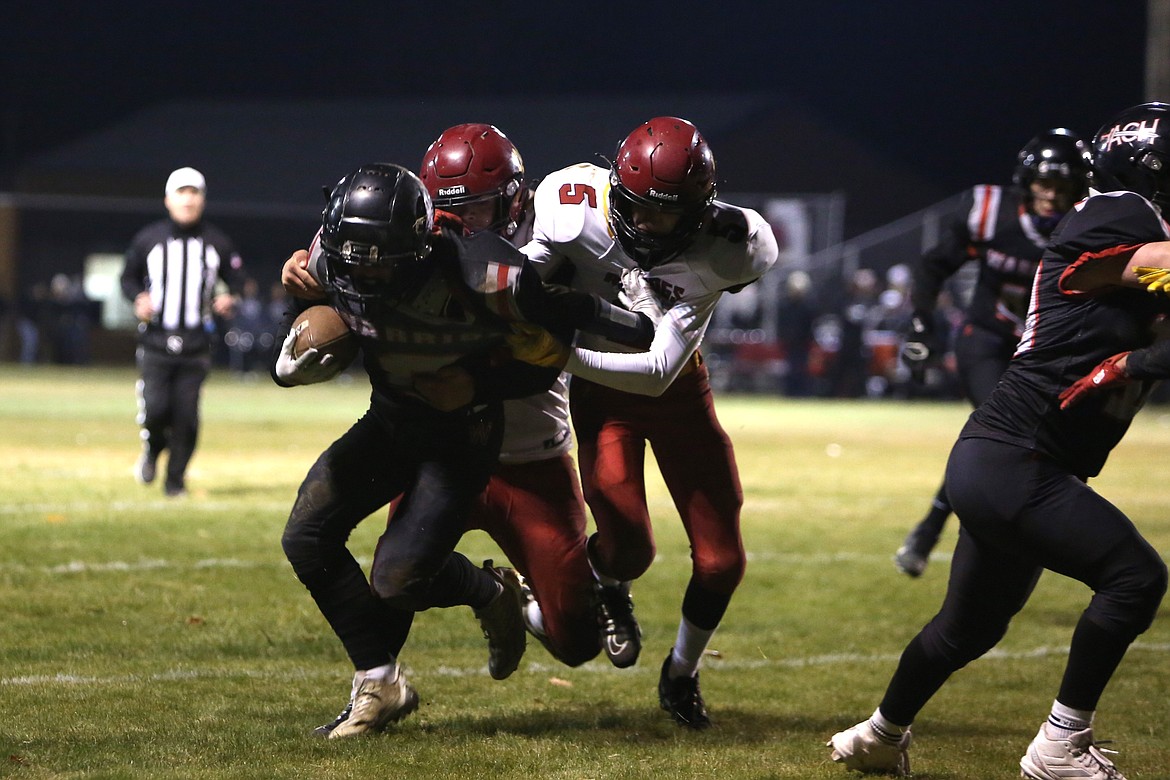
[136, 347, 210, 489]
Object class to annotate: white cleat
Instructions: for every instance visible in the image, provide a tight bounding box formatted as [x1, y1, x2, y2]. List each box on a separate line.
[327, 669, 419, 739]
[1020, 724, 1126, 780]
[828, 719, 911, 776]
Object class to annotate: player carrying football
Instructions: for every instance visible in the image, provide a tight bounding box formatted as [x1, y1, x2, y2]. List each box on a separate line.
[271, 163, 656, 737]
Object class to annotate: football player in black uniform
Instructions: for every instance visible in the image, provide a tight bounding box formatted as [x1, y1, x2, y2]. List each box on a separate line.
[271, 163, 656, 738]
[830, 102, 1170, 779]
[895, 129, 1093, 576]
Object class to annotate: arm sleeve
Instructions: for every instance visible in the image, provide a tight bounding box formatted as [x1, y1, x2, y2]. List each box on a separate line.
[564, 292, 721, 396]
[909, 195, 974, 313]
[457, 350, 561, 405]
[218, 242, 247, 295]
[121, 235, 149, 302]
[1124, 340, 1170, 380]
[513, 265, 655, 348]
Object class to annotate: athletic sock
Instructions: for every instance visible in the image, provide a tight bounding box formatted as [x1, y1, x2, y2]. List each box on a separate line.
[870, 708, 909, 744]
[669, 616, 714, 678]
[1046, 699, 1093, 739]
[524, 598, 546, 636]
[361, 662, 398, 684]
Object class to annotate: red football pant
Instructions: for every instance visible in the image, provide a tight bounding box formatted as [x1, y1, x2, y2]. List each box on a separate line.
[465, 453, 600, 666]
[569, 363, 745, 596]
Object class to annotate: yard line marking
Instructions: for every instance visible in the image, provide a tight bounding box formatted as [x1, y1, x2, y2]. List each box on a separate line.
[0, 552, 944, 576]
[4, 643, 1168, 687]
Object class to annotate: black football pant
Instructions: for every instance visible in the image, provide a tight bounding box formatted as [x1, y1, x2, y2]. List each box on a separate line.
[915, 324, 1017, 537]
[281, 403, 504, 671]
[880, 437, 1166, 725]
[136, 348, 210, 489]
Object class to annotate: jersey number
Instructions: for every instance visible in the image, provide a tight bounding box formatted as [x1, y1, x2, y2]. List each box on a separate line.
[559, 183, 597, 208]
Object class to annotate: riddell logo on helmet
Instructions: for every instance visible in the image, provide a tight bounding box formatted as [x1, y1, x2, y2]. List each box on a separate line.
[437, 186, 467, 197]
[1099, 118, 1160, 149]
[647, 188, 680, 202]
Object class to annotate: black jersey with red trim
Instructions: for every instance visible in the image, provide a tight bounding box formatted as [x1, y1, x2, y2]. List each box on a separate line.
[962, 190, 1170, 478]
[911, 185, 1051, 340]
[273, 226, 652, 411]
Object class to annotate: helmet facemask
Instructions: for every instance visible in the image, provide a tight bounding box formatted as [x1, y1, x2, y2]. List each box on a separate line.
[608, 171, 712, 268]
[420, 123, 526, 237]
[319, 163, 435, 319]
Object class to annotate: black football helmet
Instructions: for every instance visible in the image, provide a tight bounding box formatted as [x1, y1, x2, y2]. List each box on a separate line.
[1012, 128, 1093, 193]
[1092, 102, 1170, 211]
[319, 163, 434, 318]
[608, 116, 716, 267]
[419, 123, 526, 237]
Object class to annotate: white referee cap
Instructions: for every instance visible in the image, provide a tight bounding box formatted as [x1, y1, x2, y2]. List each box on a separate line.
[165, 167, 206, 196]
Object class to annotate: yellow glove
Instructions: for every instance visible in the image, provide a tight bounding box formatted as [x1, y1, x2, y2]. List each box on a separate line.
[506, 322, 570, 369]
[1134, 266, 1170, 294]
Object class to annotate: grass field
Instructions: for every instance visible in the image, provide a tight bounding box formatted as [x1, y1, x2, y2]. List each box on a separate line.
[1, 365, 1168, 779]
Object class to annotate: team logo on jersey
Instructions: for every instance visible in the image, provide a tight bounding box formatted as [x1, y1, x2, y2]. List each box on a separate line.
[437, 185, 467, 197]
[1098, 118, 1161, 149]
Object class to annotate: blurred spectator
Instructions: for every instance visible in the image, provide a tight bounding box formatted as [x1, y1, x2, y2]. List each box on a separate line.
[829, 268, 880, 397]
[776, 270, 819, 397]
[48, 273, 97, 365]
[16, 283, 47, 364]
[224, 277, 266, 375]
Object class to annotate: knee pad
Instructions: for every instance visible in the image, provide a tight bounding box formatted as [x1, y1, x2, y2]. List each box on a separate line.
[923, 610, 1011, 668]
[369, 560, 431, 610]
[691, 547, 746, 594]
[1089, 554, 1168, 637]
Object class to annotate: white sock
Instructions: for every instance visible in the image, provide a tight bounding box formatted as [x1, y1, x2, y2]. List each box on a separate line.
[361, 662, 398, 685]
[1047, 699, 1093, 739]
[349, 670, 366, 700]
[668, 617, 714, 679]
[870, 708, 908, 743]
[525, 598, 546, 636]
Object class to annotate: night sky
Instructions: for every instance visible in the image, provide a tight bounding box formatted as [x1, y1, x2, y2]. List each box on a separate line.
[2, 2, 1152, 207]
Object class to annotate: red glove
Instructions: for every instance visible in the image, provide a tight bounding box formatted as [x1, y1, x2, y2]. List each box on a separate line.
[1058, 352, 1131, 410]
[433, 209, 466, 235]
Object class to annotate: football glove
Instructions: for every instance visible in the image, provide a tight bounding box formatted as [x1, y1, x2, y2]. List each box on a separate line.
[618, 267, 666, 326]
[1134, 266, 1170, 295]
[900, 311, 937, 384]
[1058, 352, 1131, 410]
[432, 209, 466, 236]
[506, 322, 570, 369]
[274, 323, 338, 385]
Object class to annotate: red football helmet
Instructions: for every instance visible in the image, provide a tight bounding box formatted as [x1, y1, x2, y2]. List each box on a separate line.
[608, 116, 716, 266]
[419, 123, 526, 237]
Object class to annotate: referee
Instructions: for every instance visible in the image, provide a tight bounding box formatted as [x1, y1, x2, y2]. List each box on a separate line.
[121, 167, 244, 496]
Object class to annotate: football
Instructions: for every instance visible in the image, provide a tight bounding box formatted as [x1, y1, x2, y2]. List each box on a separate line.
[291, 305, 359, 372]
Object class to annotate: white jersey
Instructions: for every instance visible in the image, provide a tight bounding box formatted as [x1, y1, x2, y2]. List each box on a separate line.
[499, 196, 572, 464]
[522, 163, 778, 396]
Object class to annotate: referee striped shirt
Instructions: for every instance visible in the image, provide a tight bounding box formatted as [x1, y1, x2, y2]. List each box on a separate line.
[121, 218, 243, 354]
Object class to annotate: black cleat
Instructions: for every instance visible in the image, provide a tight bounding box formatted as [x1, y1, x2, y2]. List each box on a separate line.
[658, 652, 711, 730]
[594, 580, 642, 668]
[134, 447, 157, 485]
[312, 702, 353, 737]
[474, 560, 527, 680]
[893, 523, 940, 577]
